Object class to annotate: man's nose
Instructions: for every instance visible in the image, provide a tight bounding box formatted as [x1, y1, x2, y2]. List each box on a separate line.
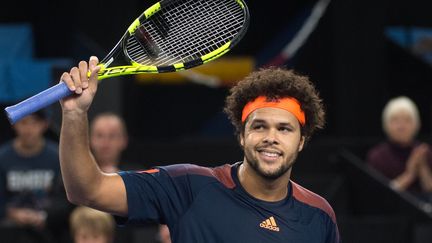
[263, 128, 278, 144]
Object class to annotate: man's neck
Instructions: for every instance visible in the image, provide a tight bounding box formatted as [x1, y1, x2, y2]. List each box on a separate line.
[238, 162, 291, 202]
[13, 138, 45, 157]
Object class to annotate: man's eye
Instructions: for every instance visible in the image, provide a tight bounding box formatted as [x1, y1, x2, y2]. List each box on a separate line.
[253, 125, 264, 130]
[279, 127, 292, 132]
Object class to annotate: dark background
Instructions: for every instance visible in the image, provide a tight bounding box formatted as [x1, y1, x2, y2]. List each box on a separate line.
[1, 0, 432, 141]
[2, 0, 432, 242]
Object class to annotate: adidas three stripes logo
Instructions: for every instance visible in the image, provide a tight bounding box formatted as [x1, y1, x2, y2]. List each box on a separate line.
[259, 216, 280, 232]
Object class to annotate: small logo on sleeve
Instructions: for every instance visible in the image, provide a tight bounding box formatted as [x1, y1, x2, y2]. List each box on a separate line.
[259, 216, 280, 232]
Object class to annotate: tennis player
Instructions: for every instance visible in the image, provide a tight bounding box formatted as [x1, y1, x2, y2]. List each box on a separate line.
[59, 56, 340, 243]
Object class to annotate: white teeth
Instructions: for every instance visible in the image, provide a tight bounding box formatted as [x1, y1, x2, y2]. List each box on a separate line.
[261, 151, 279, 157]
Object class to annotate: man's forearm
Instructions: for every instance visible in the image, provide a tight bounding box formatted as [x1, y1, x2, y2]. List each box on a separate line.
[60, 111, 103, 205]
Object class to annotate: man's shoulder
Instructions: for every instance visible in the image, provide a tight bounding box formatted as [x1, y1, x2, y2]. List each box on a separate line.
[291, 181, 336, 223]
[0, 142, 15, 170]
[160, 163, 229, 175]
[38, 140, 59, 167]
[0, 141, 15, 160]
[44, 139, 59, 154]
[159, 163, 236, 189]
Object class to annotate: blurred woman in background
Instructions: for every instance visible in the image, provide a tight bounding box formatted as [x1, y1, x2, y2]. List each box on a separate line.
[367, 96, 432, 198]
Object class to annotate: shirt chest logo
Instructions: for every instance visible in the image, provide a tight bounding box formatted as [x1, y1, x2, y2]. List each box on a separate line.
[259, 216, 280, 232]
[7, 170, 54, 191]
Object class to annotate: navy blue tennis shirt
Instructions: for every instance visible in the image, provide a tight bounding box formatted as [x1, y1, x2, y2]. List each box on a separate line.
[117, 162, 340, 242]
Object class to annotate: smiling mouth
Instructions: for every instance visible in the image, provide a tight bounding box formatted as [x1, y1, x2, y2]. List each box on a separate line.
[258, 147, 282, 154]
[260, 151, 280, 157]
[257, 149, 282, 161]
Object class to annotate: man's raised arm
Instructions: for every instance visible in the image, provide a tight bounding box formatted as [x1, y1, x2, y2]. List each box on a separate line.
[59, 56, 127, 216]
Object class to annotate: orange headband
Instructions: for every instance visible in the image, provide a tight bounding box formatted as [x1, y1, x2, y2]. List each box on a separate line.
[241, 96, 306, 126]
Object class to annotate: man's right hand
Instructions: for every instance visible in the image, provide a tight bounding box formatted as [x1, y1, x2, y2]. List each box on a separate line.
[60, 56, 101, 114]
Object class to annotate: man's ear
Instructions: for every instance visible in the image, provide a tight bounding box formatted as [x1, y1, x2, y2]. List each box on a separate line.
[239, 133, 244, 147]
[298, 136, 305, 152]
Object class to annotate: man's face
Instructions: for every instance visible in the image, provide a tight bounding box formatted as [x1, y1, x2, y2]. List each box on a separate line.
[240, 107, 305, 180]
[385, 110, 417, 145]
[13, 115, 47, 147]
[90, 116, 127, 164]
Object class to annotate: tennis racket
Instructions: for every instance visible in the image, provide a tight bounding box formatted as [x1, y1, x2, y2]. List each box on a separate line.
[5, 0, 249, 124]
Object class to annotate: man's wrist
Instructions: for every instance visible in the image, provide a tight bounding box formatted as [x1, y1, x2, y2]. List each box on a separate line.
[62, 109, 88, 118]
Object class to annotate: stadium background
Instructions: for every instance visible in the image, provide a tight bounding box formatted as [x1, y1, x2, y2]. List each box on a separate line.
[1, 0, 432, 242]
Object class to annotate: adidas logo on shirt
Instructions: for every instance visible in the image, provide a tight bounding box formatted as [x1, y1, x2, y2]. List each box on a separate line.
[259, 216, 280, 232]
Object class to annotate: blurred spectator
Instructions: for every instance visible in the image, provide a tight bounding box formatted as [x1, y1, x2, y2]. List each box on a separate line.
[0, 111, 71, 242]
[156, 224, 171, 243]
[366, 96, 432, 197]
[70, 206, 115, 243]
[90, 113, 128, 173]
[90, 113, 162, 242]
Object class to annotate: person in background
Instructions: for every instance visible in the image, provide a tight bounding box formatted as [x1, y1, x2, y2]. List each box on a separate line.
[0, 110, 71, 242]
[70, 206, 115, 243]
[156, 224, 171, 243]
[367, 96, 432, 197]
[90, 113, 128, 173]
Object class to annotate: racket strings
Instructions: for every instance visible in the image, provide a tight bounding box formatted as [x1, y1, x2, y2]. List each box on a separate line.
[131, 0, 231, 63]
[165, 3, 243, 62]
[125, 0, 246, 66]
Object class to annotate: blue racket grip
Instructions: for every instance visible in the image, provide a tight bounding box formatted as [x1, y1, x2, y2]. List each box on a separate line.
[4, 82, 73, 124]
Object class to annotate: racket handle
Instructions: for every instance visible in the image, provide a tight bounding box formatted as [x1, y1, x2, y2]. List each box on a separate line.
[4, 82, 73, 124]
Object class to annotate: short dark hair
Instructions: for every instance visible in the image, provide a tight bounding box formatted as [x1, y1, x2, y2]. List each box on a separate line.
[90, 112, 128, 136]
[224, 67, 325, 142]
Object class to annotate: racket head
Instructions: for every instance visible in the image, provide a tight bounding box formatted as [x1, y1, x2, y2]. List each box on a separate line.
[98, 0, 250, 79]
